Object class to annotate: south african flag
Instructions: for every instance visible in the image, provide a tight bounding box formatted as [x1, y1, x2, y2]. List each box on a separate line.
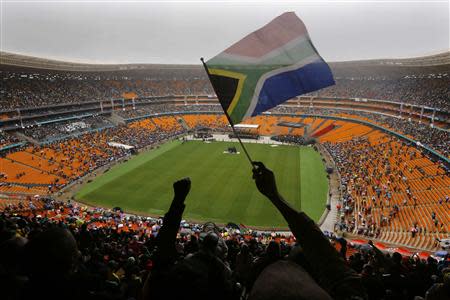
[204, 12, 335, 124]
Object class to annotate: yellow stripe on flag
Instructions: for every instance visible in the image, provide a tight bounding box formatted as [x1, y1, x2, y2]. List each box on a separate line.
[208, 68, 246, 116]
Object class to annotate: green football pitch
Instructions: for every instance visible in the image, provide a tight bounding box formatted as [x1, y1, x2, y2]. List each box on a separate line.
[75, 140, 328, 228]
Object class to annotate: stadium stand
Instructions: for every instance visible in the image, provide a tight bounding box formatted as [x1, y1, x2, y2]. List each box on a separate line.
[0, 52, 449, 300]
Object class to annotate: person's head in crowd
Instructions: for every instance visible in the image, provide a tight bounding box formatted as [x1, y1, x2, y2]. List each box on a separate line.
[200, 232, 219, 255]
[24, 227, 80, 281]
[0, 236, 27, 276]
[265, 240, 281, 260]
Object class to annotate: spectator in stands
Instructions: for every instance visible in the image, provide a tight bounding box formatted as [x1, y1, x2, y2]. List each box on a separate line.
[425, 267, 450, 300]
[20, 228, 82, 300]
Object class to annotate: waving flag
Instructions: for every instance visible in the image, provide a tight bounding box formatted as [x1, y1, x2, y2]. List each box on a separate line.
[204, 12, 335, 124]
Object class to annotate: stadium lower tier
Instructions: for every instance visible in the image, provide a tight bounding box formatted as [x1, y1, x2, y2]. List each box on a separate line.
[0, 113, 448, 251]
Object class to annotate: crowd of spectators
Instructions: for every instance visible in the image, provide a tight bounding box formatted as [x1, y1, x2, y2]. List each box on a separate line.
[28, 133, 132, 183]
[0, 71, 213, 110]
[271, 134, 309, 145]
[21, 116, 114, 142]
[116, 109, 155, 120]
[365, 115, 449, 158]
[108, 104, 222, 121]
[1, 166, 449, 300]
[325, 136, 448, 239]
[178, 104, 223, 112]
[271, 106, 449, 158]
[0, 131, 21, 148]
[311, 77, 450, 112]
[105, 124, 183, 149]
[2, 69, 448, 112]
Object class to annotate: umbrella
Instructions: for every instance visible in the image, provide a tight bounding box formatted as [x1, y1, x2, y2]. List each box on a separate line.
[438, 238, 450, 250]
[435, 250, 449, 258]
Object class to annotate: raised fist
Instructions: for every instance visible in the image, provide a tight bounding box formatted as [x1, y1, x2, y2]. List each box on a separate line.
[173, 177, 191, 200]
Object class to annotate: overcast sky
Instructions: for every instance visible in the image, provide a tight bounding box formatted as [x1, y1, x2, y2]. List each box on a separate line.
[1, 0, 449, 64]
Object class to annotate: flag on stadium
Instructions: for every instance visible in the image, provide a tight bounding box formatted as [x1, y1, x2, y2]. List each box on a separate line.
[204, 12, 335, 124]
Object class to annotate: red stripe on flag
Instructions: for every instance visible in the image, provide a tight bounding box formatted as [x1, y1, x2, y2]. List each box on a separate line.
[224, 12, 308, 58]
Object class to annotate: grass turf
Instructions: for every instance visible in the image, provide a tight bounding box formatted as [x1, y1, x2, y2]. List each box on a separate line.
[76, 140, 328, 228]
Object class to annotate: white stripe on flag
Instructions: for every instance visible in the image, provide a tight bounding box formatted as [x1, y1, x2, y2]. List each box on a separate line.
[243, 54, 321, 118]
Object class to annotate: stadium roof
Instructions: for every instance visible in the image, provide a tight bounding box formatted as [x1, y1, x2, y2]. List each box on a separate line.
[0, 51, 200, 72]
[1, 51, 449, 72]
[332, 51, 450, 67]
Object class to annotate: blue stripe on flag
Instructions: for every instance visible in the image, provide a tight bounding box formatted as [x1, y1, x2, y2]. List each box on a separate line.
[252, 60, 335, 116]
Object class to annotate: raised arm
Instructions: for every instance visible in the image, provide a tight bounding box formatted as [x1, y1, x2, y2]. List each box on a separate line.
[252, 162, 366, 299]
[143, 178, 191, 299]
[153, 177, 191, 265]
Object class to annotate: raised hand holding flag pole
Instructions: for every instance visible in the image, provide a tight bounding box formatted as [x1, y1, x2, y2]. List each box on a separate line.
[202, 12, 335, 166]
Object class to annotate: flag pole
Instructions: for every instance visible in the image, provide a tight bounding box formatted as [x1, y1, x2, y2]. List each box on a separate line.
[200, 57, 254, 167]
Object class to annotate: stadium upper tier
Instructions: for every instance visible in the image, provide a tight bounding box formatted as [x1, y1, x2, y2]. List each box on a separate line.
[1, 51, 449, 112]
[1, 104, 448, 159]
[1, 113, 449, 252]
